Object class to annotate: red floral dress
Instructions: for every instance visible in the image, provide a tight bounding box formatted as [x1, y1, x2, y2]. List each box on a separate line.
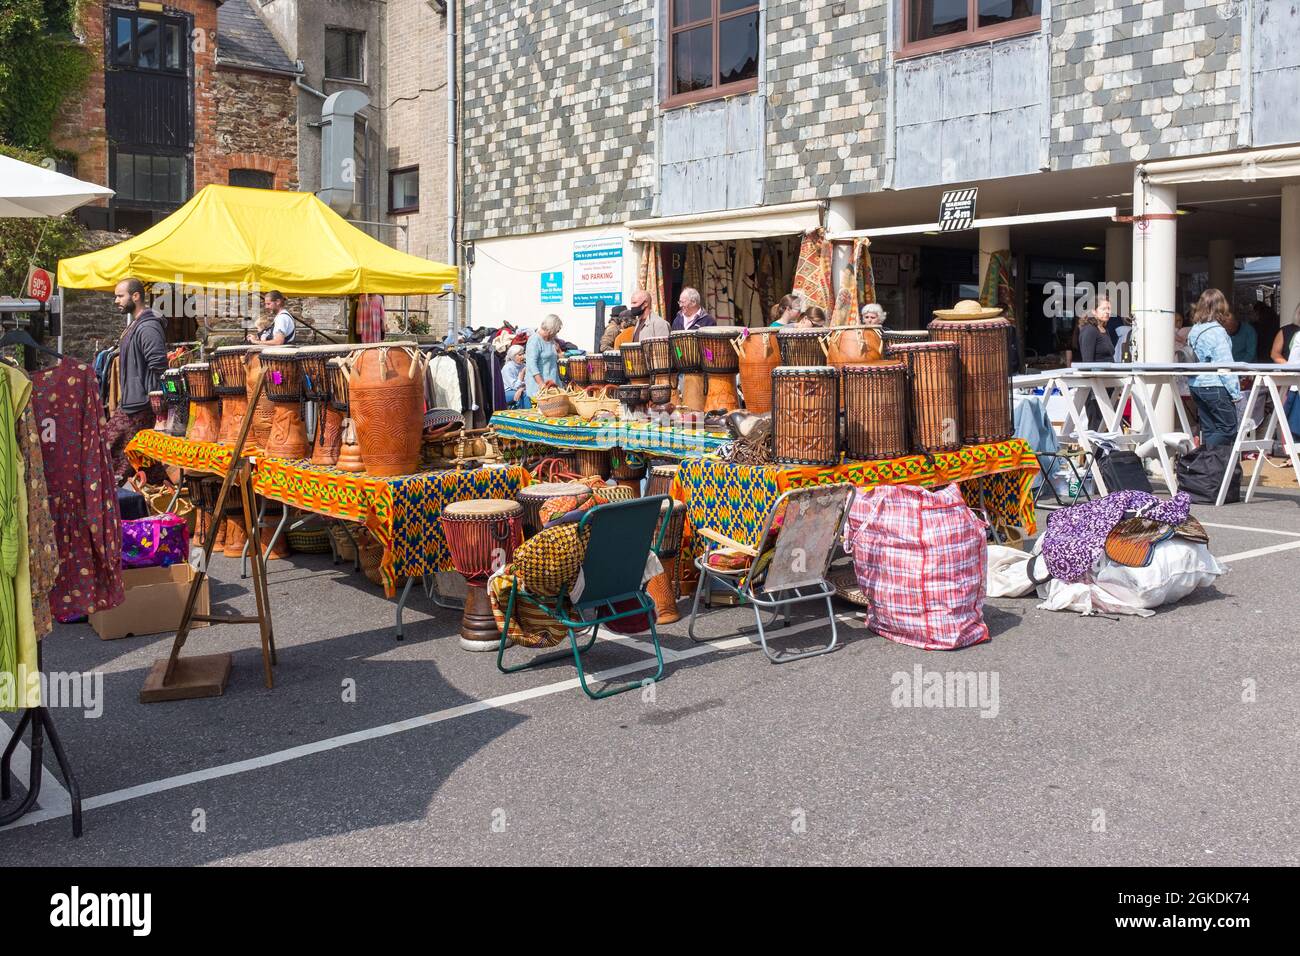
[31, 360, 123, 621]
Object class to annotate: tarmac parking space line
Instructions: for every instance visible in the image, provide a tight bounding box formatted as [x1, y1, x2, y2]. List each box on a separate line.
[1199, 521, 1300, 538]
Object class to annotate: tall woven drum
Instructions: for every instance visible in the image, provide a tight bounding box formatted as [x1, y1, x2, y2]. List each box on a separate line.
[602, 350, 627, 385]
[568, 353, 590, 386]
[299, 344, 352, 465]
[927, 317, 1014, 444]
[772, 367, 840, 466]
[161, 368, 188, 437]
[843, 363, 910, 461]
[259, 347, 310, 458]
[441, 499, 524, 651]
[518, 482, 589, 532]
[347, 342, 426, 477]
[735, 329, 781, 414]
[889, 341, 962, 454]
[587, 354, 607, 385]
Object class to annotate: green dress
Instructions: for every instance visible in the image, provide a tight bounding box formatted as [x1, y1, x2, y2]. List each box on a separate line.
[1, 364, 39, 710]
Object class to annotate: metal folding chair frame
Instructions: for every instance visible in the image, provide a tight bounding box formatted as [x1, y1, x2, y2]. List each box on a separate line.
[686, 483, 856, 663]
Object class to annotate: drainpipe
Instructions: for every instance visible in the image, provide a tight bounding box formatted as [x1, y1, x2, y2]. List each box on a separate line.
[447, 0, 460, 338]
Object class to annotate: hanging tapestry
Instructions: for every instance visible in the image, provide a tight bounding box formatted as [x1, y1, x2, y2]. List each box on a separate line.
[980, 249, 1015, 325]
[793, 228, 833, 311]
[637, 243, 667, 321]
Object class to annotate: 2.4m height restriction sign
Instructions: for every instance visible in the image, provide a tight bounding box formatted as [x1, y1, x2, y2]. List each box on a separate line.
[939, 189, 977, 232]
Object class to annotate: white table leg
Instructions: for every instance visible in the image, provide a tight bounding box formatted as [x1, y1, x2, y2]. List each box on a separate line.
[1130, 376, 1177, 493]
[1063, 377, 1108, 495]
[1217, 377, 1262, 506]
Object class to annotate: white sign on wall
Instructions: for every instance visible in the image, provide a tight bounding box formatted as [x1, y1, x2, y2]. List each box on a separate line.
[572, 237, 624, 308]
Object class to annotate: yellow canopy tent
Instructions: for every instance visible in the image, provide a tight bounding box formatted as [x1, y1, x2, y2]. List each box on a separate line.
[57, 184, 458, 295]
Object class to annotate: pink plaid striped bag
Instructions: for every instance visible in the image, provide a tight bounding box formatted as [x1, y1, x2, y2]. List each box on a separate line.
[844, 484, 989, 650]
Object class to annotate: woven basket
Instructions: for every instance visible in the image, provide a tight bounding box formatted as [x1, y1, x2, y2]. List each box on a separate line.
[326, 521, 359, 562]
[287, 528, 332, 554]
[570, 387, 622, 420]
[534, 386, 576, 418]
[356, 530, 386, 586]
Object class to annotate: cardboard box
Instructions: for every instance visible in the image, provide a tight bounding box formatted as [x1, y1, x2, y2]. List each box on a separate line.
[90, 563, 210, 641]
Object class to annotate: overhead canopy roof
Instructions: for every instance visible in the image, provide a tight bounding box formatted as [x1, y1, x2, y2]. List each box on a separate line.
[0, 154, 114, 218]
[627, 200, 824, 243]
[57, 184, 459, 294]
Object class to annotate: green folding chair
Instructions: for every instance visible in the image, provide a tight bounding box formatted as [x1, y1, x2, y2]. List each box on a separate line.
[496, 494, 671, 699]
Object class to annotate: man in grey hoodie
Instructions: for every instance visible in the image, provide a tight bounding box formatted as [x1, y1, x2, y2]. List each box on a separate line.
[104, 277, 169, 482]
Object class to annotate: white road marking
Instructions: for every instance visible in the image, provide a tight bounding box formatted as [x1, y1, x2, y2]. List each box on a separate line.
[1217, 540, 1300, 562]
[1200, 521, 1300, 538]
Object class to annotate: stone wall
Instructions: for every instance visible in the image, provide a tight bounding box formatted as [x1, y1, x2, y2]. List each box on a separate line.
[461, 0, 657, 240]
[764, 0, 888, 202]
[1049, 0, 1242, 168]
[211, 66, 300, 189]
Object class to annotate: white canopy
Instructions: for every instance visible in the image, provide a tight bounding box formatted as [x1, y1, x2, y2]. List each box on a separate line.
[627, 200, 824, 243]
[0, 154, 114, 218]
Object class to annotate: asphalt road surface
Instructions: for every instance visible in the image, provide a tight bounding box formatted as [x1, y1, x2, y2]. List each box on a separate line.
[3, 490, 1299, 866]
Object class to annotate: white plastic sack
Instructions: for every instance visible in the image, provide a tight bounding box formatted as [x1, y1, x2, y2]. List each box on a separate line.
[987, 544, 1038, 598]
[1035, 539, 1226, 617]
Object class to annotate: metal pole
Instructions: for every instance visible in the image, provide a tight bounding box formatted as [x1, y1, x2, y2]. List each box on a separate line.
[447, 0, 459, 339]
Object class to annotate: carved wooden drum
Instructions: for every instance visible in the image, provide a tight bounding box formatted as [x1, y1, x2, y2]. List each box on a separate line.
[926, 318, 1013, 444]
[777, 328, 830, 366]
[889, 341, 962, 454]
[182, 363, 222, 444]
[259, 347, 310, 458]
[772, 366, 840, 466]
[347, 342, 426, 477]
[843, 363, 910, 461]
[442, 499, 524, 652]
[735, 329, 781, 415]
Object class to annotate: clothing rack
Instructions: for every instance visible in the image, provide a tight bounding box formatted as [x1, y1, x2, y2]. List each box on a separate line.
[1, 337, 84, 836]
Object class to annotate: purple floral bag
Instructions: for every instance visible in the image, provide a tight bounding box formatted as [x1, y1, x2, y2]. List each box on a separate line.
[122, 513, 190, 569]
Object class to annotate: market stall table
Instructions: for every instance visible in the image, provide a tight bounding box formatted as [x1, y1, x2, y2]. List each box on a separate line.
[670, 438, 1040, 558]
[250, 456, 531, 636]
[490, 409, 730, 458]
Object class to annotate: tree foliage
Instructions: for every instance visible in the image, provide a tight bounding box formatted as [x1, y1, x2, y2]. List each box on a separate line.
[0, 0, 89, 152]
[0, 142, 87, 297]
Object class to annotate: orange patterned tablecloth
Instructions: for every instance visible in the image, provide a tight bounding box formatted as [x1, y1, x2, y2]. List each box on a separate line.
[125, 428, 238, 476]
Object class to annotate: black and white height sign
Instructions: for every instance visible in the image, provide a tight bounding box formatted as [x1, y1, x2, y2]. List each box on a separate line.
[939, 189, 978, 231]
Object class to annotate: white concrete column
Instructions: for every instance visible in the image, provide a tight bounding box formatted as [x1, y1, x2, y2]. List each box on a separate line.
[1282, 185, 1300, 331]
[979, 225, 1011, 290]
[828, 198, 855, 304]
[1208, 238, 1235, 299]
[1132, 173, 1177, 433]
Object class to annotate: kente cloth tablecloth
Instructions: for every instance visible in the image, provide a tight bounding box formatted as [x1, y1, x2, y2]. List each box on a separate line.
[125, 428, 237, 477]
[490, 410, 729, 458]
[252, 457, 531, 597]
[669, 438, 1039, 554]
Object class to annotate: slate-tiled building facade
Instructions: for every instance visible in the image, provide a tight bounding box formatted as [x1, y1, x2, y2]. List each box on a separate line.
[461, 0, 1300, 355]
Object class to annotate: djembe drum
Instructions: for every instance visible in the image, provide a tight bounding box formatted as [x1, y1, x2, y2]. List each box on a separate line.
[881, 329, 929, 357]
[843, 363, 910, 461]
[568, 353, 590, 387]
[259, 347, 310, 458]
[518, 482, 589, 532]
[772, 366, 840, 466]
[243, 346, 276, 450]
[698, 326, 741, 411]
[777, 327, 830, 366]
[441, 499, 524, 651]
[328, 357, 364, 473]
[647, 499, 688, 623]
[149, 391, 166, 430]
[298, 344, 352, 466]
[161, 368, 188, 437]
[646, 463, 680, 499]
[927, 317, 1014, 444]
[348, 342, 426, 477]
[621, 342, 649, 388]
[182, 363, 222, 444]
[670, 329, 704, 410]
[574, 449, 610, 479]
[735, 329, 781, 414]
[642, 336, 674, 389]
[588, 354, 607, 385]
[603, 350, 627, 386]
[212, 345, 252, 445]
[890, 341, 962, 454]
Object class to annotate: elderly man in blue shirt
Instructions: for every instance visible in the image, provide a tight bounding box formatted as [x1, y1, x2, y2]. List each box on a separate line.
[1186, 289, 1241, 448]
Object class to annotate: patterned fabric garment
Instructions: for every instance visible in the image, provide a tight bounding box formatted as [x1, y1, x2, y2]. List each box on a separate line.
[1, 367, 21, 687]
[701, 241, 736, 325]
[18, 401, 58, 639]
[1040, 490, 1192, 584]
[31, 359, 124, 621]
[105, 404, 163, 484]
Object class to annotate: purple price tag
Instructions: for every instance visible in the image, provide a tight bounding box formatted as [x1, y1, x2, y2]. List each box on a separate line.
[271, 371, 283, 385]
[703, 347, 714, 362]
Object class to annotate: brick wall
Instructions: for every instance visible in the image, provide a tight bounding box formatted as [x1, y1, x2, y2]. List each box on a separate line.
[764, 0, 888, 203]
[1049, 0, 1242, 168]
[211, 67, 299, 189]
[190, 0, 224, 190]
[50, 0, 107, 195]
[385, 0, 450, 335]
[461, 0, 656, 240]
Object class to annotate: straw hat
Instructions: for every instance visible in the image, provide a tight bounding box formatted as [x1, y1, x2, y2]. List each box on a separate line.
[932, 299, 1003, 321]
